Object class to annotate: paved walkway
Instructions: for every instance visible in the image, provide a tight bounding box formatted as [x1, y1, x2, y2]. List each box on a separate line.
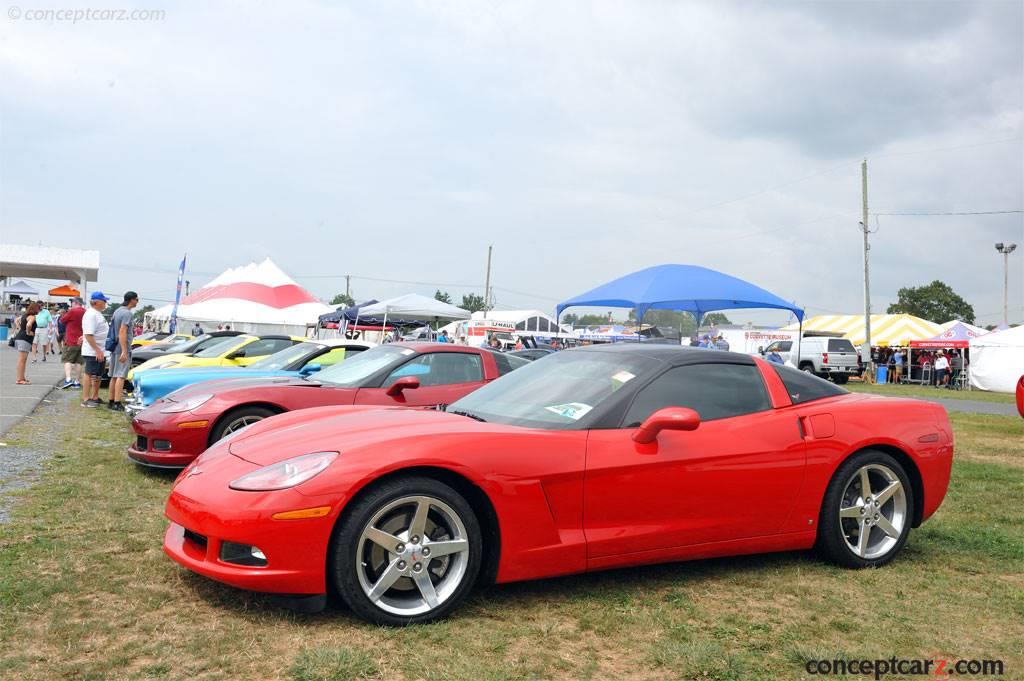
[0, 343, 67, 437]
[917, 396, 1019, 417]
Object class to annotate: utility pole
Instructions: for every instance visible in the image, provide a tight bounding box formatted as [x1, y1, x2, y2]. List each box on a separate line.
[185, 280, 190, 297]
[995, 243, 1018, 325]
[860, 159, 872, 375]
[484, 245, 493, 309]
[345, 274, 351, 300]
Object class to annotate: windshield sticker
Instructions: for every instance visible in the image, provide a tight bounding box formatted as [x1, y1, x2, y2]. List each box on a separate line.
[611, 370, 636, 386]
[544, 402, 593, 420]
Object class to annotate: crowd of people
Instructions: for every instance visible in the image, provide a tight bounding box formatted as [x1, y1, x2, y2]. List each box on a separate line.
[871, 346, 966, 389]
[9, 290, 140, 410]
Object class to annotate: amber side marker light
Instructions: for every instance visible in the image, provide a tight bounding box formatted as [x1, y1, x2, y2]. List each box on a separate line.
[177, 420, 210, 429]
[272, 506, 332, 520]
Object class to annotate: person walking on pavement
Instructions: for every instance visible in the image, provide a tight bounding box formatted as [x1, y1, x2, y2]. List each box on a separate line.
[13, 302, 38, 385]
[59, 297, 86, 389]
[80, 292, 110, 408]
[107, 291, 138, 411]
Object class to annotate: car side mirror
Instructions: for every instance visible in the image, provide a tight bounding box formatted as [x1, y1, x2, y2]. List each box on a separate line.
[386, 376, 420, 396]
[299, 363, 322, 375]
[632, 407, 700, 444]
[225, 351, 243, 360]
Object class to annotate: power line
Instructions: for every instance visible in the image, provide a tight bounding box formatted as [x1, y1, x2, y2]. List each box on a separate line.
[873, 210, 1023, 216]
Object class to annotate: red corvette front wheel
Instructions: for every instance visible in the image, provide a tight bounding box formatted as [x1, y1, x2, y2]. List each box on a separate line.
[330, 477, 482, 625]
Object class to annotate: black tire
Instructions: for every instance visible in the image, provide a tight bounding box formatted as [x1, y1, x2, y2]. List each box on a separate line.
[799, 362, 815, 374]
[209, 406, 276, 443]
[330, 476, 482, 626]
[833, 374, 849, 384]
[816, 449, 914, 569]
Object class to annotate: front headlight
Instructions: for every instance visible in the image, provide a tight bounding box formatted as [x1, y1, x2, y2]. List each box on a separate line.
[160, 394, 213, 413]
[229, 451, 338, 491]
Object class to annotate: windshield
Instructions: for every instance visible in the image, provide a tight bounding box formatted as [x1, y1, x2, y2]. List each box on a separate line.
[194, 336, 248, 358]
[162, 337, 200, 354]
[448, 350, 661, 429]
[314, 345, 413, 387]
[249, 342, 322, 370]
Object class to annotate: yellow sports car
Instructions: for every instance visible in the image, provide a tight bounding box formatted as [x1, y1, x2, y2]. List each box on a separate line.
[131, 332, 193, 349]
[128, 334, 303, 380]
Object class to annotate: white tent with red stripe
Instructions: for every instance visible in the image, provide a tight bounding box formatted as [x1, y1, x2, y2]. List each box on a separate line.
[145, 259, 330, 336]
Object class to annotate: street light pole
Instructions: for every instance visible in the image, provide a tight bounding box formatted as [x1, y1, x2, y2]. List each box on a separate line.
[995, 242, 1018, 325]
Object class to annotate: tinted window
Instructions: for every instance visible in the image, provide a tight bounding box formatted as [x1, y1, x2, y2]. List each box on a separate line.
[238, 338, 295, 357]
[623, 363, 771, 426]
[770, 364, 848, 404]
[491, 350, 530, 375]
[384, 352, 484, 387]
[828, 339, 856, 353]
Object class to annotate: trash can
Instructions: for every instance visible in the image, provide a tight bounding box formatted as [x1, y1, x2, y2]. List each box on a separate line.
[875, 366, 888, 384]
[0, 326, 8, 341]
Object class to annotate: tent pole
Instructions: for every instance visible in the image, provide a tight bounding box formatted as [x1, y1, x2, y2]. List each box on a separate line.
[795, 316, 803, 369]
[382, 310, 388, 343]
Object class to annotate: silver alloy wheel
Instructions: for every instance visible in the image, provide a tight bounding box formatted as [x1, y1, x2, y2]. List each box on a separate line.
[223, 415, 262, 435]
[355, 495, 470, 617]
[839, 463, 907, 560]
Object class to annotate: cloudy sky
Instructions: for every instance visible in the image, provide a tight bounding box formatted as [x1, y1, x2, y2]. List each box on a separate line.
[2, 0, 1022, 326]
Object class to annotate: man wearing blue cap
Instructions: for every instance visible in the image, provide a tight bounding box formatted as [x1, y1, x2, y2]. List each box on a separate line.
[80, 291, 109, 407]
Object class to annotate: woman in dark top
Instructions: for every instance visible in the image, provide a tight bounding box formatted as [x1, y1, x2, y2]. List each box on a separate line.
[14, 302, 39, 384]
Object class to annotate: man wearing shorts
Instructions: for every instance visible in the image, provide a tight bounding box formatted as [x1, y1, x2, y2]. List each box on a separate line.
[59, 297, 86, 389]
[80, 292, 109, 408]
[106, 291, 138, 411]
[32, 304, 52, 363]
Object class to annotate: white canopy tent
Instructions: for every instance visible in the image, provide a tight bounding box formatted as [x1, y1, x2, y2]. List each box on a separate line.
[969, 325, 1024, 393]
[357, 294, 470, 333]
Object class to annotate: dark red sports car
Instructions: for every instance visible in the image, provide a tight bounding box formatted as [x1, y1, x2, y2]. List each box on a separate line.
[163, 345, 953, 625]
[130, 343, 527, 468]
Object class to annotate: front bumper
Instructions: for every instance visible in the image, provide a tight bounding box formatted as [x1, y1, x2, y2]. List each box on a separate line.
[128, 412, 212, 468]
[163, 458, 340, 595]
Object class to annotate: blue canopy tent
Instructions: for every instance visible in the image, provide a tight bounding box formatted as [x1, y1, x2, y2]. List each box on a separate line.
[318, 300, 379, 325]
[556, 264, 805, 359]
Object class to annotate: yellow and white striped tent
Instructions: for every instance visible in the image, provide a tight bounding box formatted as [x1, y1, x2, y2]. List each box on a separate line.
[783, 314, 942, 347]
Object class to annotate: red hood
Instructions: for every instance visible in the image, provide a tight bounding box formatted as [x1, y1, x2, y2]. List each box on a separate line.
[169, 375, 329, 400]
[227, 406, 500, 466]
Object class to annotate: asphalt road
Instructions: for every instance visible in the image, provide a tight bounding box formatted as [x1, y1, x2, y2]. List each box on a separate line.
[917, 396, 1019, 417]
[1, 342, 67, 436]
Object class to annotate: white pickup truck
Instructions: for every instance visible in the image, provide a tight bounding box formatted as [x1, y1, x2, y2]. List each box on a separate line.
[760, 336, 861, 384]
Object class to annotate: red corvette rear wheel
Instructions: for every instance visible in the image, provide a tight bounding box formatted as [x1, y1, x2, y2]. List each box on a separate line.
[817, 450, 914, 568]
[330, 476, 482, 625]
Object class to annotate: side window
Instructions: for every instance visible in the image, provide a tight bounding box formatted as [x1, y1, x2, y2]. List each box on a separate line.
[318, 347, 350, 366]
[237, 338, 291, 357]
[770, 364, 847, 404]
[383, 353, 484, 387]
[622, 363, 771, 427]
[492, 351, 530, 376]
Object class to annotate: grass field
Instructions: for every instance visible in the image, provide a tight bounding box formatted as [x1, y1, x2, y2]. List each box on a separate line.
[845, 381, 1016, 404]
[1, 391, 1021, 681]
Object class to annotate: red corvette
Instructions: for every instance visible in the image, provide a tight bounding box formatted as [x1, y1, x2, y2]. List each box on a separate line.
[130, 343, 527, 468]
[163, 345, 953, 625]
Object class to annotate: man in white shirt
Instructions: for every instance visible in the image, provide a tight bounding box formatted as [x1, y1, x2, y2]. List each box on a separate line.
[80, 291, 110, 408]
[933, 352, 950, 388]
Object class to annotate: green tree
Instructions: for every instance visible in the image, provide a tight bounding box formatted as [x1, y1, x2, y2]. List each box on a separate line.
[459, 293, 490, 313]
[134, 304, 155, 321]
[330, 293, 355, 307]
[703, 312, 732, 326]
[886, 280, 975, 324]
[434, 290, 452, 304]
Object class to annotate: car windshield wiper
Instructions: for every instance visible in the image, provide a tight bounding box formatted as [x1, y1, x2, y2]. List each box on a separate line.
[448, 409, 487, 423]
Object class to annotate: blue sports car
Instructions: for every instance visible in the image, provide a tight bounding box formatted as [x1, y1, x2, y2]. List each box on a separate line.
[125, 339, 374, 416]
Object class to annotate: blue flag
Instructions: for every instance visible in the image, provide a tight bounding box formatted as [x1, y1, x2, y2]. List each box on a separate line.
[169, 254, 187, 333]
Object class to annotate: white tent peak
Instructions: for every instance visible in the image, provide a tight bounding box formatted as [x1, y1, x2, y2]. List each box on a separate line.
[359, 294, 471, 321]
[201, 258, 300, 289]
